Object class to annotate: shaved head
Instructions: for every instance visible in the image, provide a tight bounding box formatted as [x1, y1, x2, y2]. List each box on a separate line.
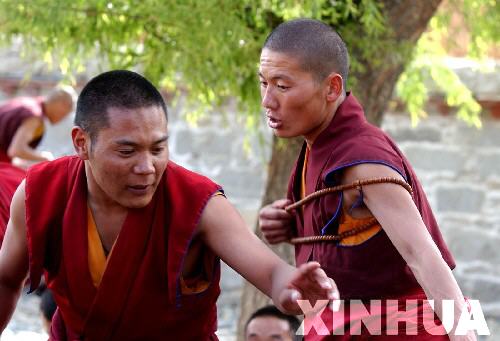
[263, 18, 349, 89]
[75, 70, 168, 142]
[46, 84, 76, 105]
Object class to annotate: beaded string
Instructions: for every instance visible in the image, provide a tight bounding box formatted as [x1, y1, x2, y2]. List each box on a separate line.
[285, 177, 412, 245]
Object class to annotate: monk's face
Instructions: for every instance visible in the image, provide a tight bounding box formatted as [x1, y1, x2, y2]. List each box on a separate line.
[245, 316, 294, 341]
[86, 106, 169, 209]
[259, 49, 338, 145]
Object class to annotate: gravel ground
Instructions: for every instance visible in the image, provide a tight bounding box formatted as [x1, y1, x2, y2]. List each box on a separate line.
[1, 293, 46, 340]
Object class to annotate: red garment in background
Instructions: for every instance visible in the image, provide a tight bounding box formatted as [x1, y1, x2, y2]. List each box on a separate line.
[25, 156, 222, 340]
[0, 97, 45, 163]
[0, 162, 25, 246]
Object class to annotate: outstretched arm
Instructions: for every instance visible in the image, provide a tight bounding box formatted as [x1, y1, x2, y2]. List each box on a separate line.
[0, 181, 29, 333]
[343, 163, 475, 341]
[198, 195, 338, 314]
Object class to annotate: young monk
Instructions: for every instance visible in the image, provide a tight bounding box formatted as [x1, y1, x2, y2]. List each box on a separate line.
[258, 19, 475, 340]
[0, 70, 338, 340]
[0, 162, 25, 246]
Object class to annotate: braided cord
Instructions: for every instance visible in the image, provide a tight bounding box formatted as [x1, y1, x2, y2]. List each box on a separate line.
[285, 177, 412, 212]
[286, 177, 411, 244]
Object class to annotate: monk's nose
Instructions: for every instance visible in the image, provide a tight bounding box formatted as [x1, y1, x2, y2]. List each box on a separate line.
[133, 153, 155, 175]
[261, 87, 278, 110]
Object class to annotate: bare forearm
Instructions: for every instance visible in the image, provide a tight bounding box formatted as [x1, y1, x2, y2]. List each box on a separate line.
[0, 282, 23, 333]
[407, 248, 476, 341]
[8, 146, 49, 162]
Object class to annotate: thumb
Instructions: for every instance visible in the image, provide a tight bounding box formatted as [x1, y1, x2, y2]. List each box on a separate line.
[279, 289, 302, 313]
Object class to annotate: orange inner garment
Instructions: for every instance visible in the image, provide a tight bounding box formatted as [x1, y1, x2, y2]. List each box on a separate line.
[87, 193, 224, 292]
[300, 149, 381, 246]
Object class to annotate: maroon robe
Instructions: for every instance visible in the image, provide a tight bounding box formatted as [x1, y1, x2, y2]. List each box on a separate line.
[25, 156, 222, 340]
[0, 162, 25, 246]
[0, 97, 45, 162]
[287, 94, 454, 339]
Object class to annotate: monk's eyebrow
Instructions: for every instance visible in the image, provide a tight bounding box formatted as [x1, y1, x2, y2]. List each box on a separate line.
[258, 71, 292, 81]
[153, 136, 169, 144]
[115, 136, 169, 146]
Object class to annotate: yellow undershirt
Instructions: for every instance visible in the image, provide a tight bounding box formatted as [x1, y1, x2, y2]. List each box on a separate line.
[87, 206, 111, 288]
[87, 191, 224, 291]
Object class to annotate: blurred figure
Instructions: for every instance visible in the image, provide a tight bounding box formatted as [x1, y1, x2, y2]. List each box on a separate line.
[40, 289, 57, 334]
[245, 305, 301, 341]
[0, 85, 76, 167]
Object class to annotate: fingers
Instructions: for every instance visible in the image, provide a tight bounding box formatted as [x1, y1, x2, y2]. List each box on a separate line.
[279, 288, 303, 314]
[297, 261, 321, 274]
[259, 202, 293, 221]
[291, 262, 340, 301]
[262, 229, 291, 244]
[279, 262, 340, 315]
[259, 199, 294, 244]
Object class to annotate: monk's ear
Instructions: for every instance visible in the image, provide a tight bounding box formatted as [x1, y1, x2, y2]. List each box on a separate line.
[72, 126, 90, 160]
[325, 73, 343, 102]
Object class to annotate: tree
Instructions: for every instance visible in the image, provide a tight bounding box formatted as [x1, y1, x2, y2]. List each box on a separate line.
[0, 0, 498, 338]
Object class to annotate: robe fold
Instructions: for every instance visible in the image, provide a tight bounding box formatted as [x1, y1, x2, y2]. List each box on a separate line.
[287, 93, 455, 339]
[0, 162, 25, 245]
[25, 156, 222, 340]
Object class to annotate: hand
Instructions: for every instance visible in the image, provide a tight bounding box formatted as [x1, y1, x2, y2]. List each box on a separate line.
[40, 151, 55, 161]
[259, 199, 294, 244]
[279, 262, 339, 315]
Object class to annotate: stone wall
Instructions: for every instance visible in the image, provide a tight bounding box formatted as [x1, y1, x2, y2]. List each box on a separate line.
[383, 112, 500, 339]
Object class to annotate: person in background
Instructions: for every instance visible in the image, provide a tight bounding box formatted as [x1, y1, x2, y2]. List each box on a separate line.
[0, 85, 76, 167]
[245, 305, 301, 341]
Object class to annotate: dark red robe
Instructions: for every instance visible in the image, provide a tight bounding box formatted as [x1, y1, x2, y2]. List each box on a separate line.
[0, 97, 45, 163]
[0, 162, 25, 246]
[25, 156, 222, 340]
[287, 94, 454, 339]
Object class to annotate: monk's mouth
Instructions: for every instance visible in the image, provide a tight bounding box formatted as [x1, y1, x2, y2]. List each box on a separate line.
[267, 116, 283, 129]
[127, 185, 151, 195]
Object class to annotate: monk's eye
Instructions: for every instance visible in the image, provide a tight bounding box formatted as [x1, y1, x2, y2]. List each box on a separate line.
[151, 147, 165, 155]
[277, 84, 290, 91]
[118, 149, 134, 156]
[259, 80, 268, 88]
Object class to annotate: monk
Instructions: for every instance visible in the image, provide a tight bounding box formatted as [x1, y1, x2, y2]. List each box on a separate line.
[0, 85, 75, 166]
[0, 162, 25, 246]
[0, 70, 338, 340]
[258, 19, 475, 340]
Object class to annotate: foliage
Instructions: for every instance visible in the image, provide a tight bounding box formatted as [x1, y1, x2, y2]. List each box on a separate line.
[396, 0, 499, 127]
[0, 0, 385, 122]
[0, 0, 498, 128]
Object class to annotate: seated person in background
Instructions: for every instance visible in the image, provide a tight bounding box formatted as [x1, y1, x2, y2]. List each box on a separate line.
[0, 85, 76, 167]
[245, 305, 301, 341]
